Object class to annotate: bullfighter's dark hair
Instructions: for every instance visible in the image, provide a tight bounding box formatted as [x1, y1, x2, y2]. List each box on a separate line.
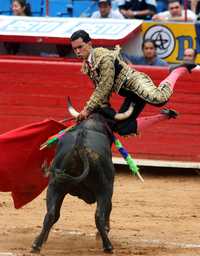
[70, 30, 91, 43]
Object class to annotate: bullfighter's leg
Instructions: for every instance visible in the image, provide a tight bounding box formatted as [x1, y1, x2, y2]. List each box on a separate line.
[117, 95, 178, 136]
[95, 192, 113, 253]
[122, 64, 196, 105]
[136, 109, 178, 133]
[31, 183, 66, 253]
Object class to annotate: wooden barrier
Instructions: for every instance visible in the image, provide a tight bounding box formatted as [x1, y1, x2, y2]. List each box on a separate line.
[0, 57, 199, 166]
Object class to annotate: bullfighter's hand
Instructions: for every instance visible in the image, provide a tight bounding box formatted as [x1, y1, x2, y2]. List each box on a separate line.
[77, 108, 90, 122]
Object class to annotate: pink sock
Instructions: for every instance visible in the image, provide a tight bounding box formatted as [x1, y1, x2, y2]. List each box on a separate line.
[160, 67, 188, 90]
[137, 113, 168, 133]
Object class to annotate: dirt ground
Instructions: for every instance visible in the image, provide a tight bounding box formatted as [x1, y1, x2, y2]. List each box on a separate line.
[0, 166, 200, 256]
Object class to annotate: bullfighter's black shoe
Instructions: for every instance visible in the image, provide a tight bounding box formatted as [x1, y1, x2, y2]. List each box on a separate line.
[160, 108, 178, 119]
[169, 63, 196, 73]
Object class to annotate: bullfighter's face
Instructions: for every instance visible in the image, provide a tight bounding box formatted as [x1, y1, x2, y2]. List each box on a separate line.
[71, 38, 92, 60]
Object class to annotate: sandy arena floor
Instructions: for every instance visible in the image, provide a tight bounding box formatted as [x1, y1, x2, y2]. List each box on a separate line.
[0, 166, 200, 256]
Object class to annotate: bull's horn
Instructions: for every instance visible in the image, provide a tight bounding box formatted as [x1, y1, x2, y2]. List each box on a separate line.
[114, 103, 134, 120]
[67, 96, 134, 120]
[67, 97, 79, 118]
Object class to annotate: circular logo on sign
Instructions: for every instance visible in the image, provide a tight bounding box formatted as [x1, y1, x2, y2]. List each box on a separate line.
[143, 25, 175, 58]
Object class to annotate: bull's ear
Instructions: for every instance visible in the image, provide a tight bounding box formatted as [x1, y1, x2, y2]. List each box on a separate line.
[67, 97, 80, 118]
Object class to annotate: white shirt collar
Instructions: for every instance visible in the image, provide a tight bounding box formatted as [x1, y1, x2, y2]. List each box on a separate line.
[87, 50, 93, 64]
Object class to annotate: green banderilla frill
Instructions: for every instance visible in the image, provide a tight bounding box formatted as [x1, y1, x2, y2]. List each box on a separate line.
[40, 124, 76, 150]
[114, 137, 144, 182]
[40, 124, 144, 183]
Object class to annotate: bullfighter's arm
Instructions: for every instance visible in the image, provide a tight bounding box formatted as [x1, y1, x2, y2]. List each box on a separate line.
[86, 56, 115, 112]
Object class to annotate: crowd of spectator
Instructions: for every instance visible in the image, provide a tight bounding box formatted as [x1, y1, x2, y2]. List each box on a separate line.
[122, 39, 169, 66]
[152, 0, 196, 21]
[1, 0, 199, 21]
[0, 0, 199, 66]
[89, 0, 198, 66]
[92, 0, 197, 21]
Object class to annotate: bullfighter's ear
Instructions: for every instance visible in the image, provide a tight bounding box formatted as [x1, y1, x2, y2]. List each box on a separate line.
[67, 97, 80, 118]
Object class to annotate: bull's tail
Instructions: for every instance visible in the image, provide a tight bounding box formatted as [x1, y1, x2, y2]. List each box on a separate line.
[54, 129, 89, 184]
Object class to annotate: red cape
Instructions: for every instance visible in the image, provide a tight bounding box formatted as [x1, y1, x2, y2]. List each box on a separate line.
[0, 119, 67, 209]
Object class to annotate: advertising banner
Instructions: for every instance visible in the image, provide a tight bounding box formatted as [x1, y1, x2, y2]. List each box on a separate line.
[0, 15, 142, 45]
[142, 22, 200, 64]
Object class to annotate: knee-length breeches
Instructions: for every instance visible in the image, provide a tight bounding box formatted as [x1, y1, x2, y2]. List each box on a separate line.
[121, 71, 172, 105]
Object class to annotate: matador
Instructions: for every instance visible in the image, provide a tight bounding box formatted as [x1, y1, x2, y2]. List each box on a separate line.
[70, 30, 196, 135]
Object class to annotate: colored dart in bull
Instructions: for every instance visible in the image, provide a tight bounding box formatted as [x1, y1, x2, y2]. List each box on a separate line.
[40, 129, 65, 150]
[40, 123, 75, 150]
[114, 137, 144, 182]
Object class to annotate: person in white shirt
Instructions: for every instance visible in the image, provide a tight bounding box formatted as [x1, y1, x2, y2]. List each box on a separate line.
[91, 0, 124, 19]
[152, 0, 196, 21]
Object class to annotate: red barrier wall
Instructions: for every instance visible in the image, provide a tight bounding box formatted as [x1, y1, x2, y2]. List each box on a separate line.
[0, 57, 199, 163]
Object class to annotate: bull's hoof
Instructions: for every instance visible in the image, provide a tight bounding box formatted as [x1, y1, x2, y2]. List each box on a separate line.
[31, 244, 41, 254]
[103, 245, 113, 254]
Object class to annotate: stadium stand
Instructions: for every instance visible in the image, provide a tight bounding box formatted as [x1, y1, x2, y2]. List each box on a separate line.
[0, 0, 44, 16]
[48, 0, 98, 17]
[0, 0, 12, 15]
[28, 0, 45, 16]
[0, 0, 99, 17]
[48, 0, 72, 17]
[72, 0, 98, 17]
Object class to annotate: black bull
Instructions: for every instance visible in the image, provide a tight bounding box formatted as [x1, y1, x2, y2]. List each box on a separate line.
[32, 113, 117, 253]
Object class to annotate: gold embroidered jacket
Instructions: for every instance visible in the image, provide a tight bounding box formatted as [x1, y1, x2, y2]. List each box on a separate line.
[82, 46, 135, 112]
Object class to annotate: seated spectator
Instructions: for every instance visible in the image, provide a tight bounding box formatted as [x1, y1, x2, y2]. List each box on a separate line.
[4, 0, 32, 54]
[123, 39, 169, 66]
[118, 0, 157, 20]
[183, 48, 197, 63]
[182, 47, 200, 69]
[12, 0, 32, 16]
[91, 0, 124, 18]
[152, 0, 196, 21]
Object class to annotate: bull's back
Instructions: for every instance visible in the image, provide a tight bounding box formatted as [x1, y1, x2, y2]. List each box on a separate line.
[51, 122, 114, 203]
[59, 119, 112, 161]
